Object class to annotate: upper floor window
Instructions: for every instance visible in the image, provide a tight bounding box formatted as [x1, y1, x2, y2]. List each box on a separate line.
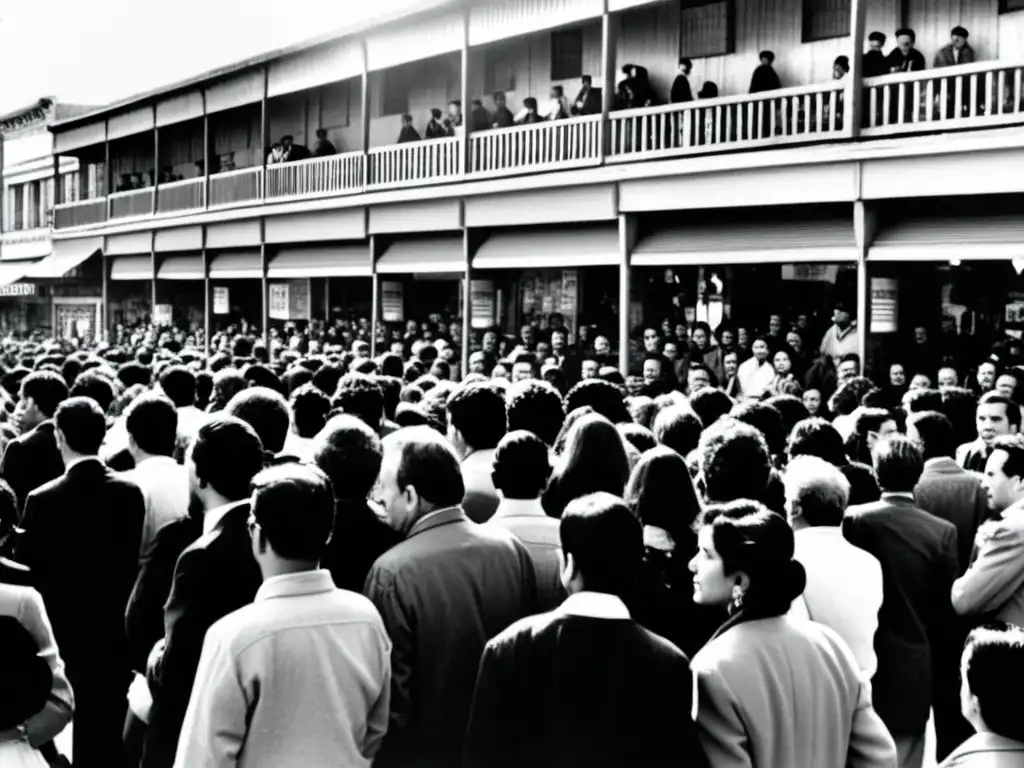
[551, 28, 584, 81]
[1000, 0, 1024, 12]
[382, 71, 411, 116]
[486, 43, 517, 95]
[680, 0, 735, 59]
[802, 0, 850, 41]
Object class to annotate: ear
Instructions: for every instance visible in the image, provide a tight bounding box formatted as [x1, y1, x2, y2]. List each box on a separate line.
[735, 571, 751, 592]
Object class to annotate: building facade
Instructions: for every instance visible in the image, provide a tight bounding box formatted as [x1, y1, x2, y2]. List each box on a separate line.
[25, 0, 1024, 378]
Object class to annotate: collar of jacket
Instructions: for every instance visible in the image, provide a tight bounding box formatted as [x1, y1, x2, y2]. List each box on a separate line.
[407, 506, 466, 539]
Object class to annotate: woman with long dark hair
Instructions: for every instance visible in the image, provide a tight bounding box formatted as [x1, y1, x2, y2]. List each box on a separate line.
[689, 500, 895, 767]
[543, 413, 630, 519]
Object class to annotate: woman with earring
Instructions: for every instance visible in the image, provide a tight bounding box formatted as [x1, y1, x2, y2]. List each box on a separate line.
[689, 500, 895, 767]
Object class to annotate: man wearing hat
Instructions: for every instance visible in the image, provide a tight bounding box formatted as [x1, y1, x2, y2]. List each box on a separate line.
[935, 26, 974, 67]
[886, 28, 926, 73]
[863, 31, 890, 78]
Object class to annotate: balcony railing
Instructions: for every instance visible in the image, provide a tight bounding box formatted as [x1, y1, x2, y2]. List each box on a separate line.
[470, 115, 602, 178]
[608, 81, 847, 162]
[53, 198, 108, 229]
[109, 188, 154, 219]
[368, 136, 462, 190]
[209, 167, 263, 208]
[157, 177, 205, 214]
[862, 60, 1024, 136]
[265, 152, 365, 200]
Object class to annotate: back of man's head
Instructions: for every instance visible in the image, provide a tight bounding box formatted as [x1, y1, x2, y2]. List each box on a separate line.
[506, 380, 565, 446]
[907, 410, 956, 461]
[688, 387, 734, 429]
[69, 371, 116, 415]
[55, 396, 107, 456]
[159, 365, 197, 408]
[384, 425, 465, 508]
[313, 414, 383, 503]
[730, 400, 786, 458]
[564, 379, 630, 424]
[191, 415, 265, 502]
[872, 435, 924, 493]
[491, 430, 551, 500]
[21, 370, 69, 419]
[782, 455, 850, 527]
[332, 374, 385, 432]
[653, 405, 704, 457]
[251, 463, 335, 563]
[224, 386, 291, 455]
[904, 387, 943, 414]
[446, 381, 507, 451]
[560, 492, 643, 597]
[125, 392, 178, 458]
[698, 418, 772, 504]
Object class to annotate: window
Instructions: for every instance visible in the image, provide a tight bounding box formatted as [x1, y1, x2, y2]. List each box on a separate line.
[1000, 0, 1024, 12]
[802, 0, 850, 41]
[320, 81, 351, 129]
[679, 1, 734, 59]
[486, 45, 517, 95]
[13, 184, 25, 230]
[382, 71, 410, 116]
[551, 28, 584, 81]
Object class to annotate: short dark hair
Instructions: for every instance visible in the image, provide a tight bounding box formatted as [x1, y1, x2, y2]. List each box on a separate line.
[907, 411, 955, 461]
[895, 27, 916, 41]
[69, 372, 116, 415]
[763, 394, 809, 439]
[989, 435, 1024, 481]
[117, 361, 152, 389]
[872, 435, 924, 492]
[962, 625, 1024, 742]
[191, 416, 265, 501]
[730, 401, 786, 458]
[698, 418, 772, 504]
[125, 393, 178, 457]
[868, 30, 887, 44]
[159, 365, 197, 408]
[224, 387, 291, 455]
[332, 374, 385, 432]
[787, 417, 847, 466]
[20, 371, 69, 418]
[618, 422, 657, 454]
[560, 492, 644, 597]
[379, 354, 404, 379]
[652, 405, 703, 457]
[689, 388, 734, 429]
[904, 388, 943, 413]
[375, 375, 402, 421]
[251, 463, 335, 561]
[978, 391, 1022, 431]
[55, 396, 107, 455]
[759, 49, 775, 62]
[446, 382, 507, 450]
[386, 426, 465, 507]
[290, 384, 331, 439]
[564, 379, 630, 424]
[313, 415, 383, 502]
[491, 430, 551, 499]
[506, 380, 564, 446]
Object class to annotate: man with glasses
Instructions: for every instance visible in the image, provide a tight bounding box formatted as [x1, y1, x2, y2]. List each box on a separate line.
[176, 464, 392, 766]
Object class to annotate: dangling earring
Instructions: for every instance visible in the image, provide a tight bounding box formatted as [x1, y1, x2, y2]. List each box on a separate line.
[731, 584, 745, 612]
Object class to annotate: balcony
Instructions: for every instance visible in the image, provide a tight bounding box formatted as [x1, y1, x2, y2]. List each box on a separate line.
[109, 188, 154, 219]
[470, 115, 602, 178]
[209, 167, 263, 208]
[367, 136, 462, 190]
[863, 59, 1024, 137]
[53, 198, 108, 229]
[157, 177, 205, 214]
[265, 151, 365, 200]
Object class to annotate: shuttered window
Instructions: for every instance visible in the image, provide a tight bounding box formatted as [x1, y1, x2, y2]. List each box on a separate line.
[551, 28, 584, 81]
[802, 0, 850, 41]
[679, 1, 734, 59]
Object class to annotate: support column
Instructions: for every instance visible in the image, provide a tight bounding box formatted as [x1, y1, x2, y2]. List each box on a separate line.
[618, 213, 636, 377]
[260, 221, 270, 358]
[361, 43, 370, 186]
[152, 106, 160, 214]
[202, 91, 210, 209]
[462, 230, 473, 379]
[150, 231, 158, 325]
[104, 124, 111, 220]
[853, 200, 876, 373]
[202, 229, 211, 357]
[261, 68, 269, 201]
[51, 150, 60, 222]
[460, 12, 471, 176]
[847, 0, 868, 138]
[0, 134, 5, 232]
[600, 2, 617, 161]
[101, 247, 109, 343]
[369, 236, 379, 359]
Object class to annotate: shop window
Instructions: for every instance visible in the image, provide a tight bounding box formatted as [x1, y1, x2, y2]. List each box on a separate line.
[485, 44, 517, 95]
[551, 28, 584, 81]
[802, 0, 851, 42]
[1000, 0, 1024, 12]
[679, 0, 734, 59]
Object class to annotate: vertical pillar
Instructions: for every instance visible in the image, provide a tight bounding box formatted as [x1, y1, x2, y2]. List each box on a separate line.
[853, 200, 875, 372]
[460, 11, 471, 176]
[51, 148, 60, 222]
[0, 134, 5, 232]
[104, 123, 111, 219]
[202, 91, 210, 209]
[324, 277, 331, 328]
[152, 106, 160, 214]
[150, 231, 158, 324]
[261, 68, 269, 201]
[101, 247, 109, 343]
[600, 2, 617, 161]
[618, 213, 635, 377]
[847, 0, 868, 138]
[202, 228, 211, 357]
[462, 230, 472, 379]
[369, 235, 379, 359]
[360, 42, 371, 186]
[260, 221, 270, 358]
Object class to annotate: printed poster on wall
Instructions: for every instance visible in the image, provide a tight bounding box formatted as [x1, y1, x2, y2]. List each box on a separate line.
[154, 304, 173, 327]
[381, 281, 404, 323]
[213, 287, 230, 315]
[870, 277, 898, 333]
[560, 270, 578, 315]
[269, 284, 290, 320]
[471, 280, 496, 329]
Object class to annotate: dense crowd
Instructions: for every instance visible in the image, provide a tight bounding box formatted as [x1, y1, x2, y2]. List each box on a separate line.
[1, 308, 1024, 768]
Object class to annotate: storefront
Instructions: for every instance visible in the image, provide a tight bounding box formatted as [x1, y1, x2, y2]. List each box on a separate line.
[155, 253, 205, 333]
[208, 250, 263, 335]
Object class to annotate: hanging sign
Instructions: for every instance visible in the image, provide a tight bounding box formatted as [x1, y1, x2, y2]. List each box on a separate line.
[154, 304, 173, 327]
[269, 284, 290, 320]
[560, 269, 579, 314]
[213, 286, 230, 315]
[381, 281, 404, 323]
[870, 277, 898, 333]
[471, 280, 496, 329]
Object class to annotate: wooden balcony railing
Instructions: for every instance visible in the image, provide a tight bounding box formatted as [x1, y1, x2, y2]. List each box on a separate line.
[469, 115, 602, 178]
[208, 167, 263, 207]
[367, 136, 461, 190]
[53, 198, 108, 229]
[265, 151, 365, 199]
[109, 188, 154, 219]
[607, 81, 847, 162]
[156, 177, 205, 213]
[862, 60, 1024, 136]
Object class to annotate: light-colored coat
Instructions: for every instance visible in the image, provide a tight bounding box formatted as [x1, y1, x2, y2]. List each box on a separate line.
[692, 616, 896, 768]
[952, 503, 1024, 627]
[174, 570, 392, 768]
[940, 732, 1024, 767]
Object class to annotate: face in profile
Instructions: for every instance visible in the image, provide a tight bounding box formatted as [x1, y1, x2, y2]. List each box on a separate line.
[690, 527, 734, 607]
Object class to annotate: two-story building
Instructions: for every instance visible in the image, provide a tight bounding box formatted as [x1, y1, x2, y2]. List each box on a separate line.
[39, 0, 1024, 377]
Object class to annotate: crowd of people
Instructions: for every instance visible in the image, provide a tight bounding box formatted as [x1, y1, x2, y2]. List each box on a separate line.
[1, 302, 1024, 767]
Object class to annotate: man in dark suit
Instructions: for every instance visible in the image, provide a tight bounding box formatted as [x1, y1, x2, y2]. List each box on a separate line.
[843, 435, 959, 768]
[464, 492, 707, 767]
[571, 74, 602, 116]
[140, 416, 265, 768]
[17, 396, 145, 767]
[364, 426, 538, 768]
[956, 392, 1020, 473]
[1, 370, 68, 516]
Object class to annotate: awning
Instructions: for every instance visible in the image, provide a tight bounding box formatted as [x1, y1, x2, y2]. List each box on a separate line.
[158, 254, 204, 280]
[376, 236, 464, 275]
[209, 250, 262, 279]
[632, 218, 857, 266]
[0, 262, 30, 287]
[269, 245, 371, 278]
[473, 227, 620, 270]
[110, 255, 153, 281]
[870, 214, 1024, 262]
[24, 237, 102, 279]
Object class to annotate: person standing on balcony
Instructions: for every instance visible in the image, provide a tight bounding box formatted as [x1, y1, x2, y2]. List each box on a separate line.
[425, 108, 447, 139]
[887, 28, 926, 72]
[516, 98, 543, 125]
[935, 26, 974, 67]
[749, 50, 781, 93]
[397, 114, 421, 143]
[572, 75, 602, 115]
[444, 100, 463, 136]
[492, 92, 515, 128]
[313, 129, 336, 157]
[542, 86, 570, 120]
[266, 142, 284, 165]
[470, 99, 491, 132]
[864, 31, 890, 78]
[671, 58, 696, 103]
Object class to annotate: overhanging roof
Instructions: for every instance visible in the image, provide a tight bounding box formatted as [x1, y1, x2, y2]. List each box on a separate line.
[377, 236, 464, 274]
[870, 214, 1024, 261]
[473, 227, 620, 270]
[23, 238, 101, 279]
[269, 245, 370, 278]
[0, 262, 31, 287]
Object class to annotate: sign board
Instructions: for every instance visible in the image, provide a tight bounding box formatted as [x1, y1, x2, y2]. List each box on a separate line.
[471, 280, 496, 329]
[213, 286, 230, 315]
[269, 280, 312, 321]
[269, 284, 290, 320]
[0, 283, 36, 298]
[154, 304, 173, 327]
[781, 264, 839, 283]
[381, 281, 404, 323]
[870, 277, 898, 333]
[559, 269, 578, 315]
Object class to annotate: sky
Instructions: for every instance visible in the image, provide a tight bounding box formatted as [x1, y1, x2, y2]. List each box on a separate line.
[0, 0, 425, 115]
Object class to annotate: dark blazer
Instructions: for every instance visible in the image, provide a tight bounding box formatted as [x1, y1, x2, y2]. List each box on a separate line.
[1, 421, 63, 517]
[915, 457, 989, 575]
[16, 457, 145, 767]
[464, 610, 708, 768]
[843, 495, 959, 737]
[141, 501, 261, 768]
[364, 506, 538, 768]
[321, 500, 402, 593]
[956, 438, 989, 473]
